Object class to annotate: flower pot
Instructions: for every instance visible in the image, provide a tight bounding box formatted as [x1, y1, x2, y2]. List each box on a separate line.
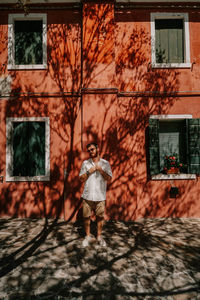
[166, 167, 180, 174]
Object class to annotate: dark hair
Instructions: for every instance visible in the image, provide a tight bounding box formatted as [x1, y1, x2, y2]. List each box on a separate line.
[86, 142, 98, 149]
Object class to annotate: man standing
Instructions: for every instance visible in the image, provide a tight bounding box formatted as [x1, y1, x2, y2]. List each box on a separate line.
[79, 142, 112, 247]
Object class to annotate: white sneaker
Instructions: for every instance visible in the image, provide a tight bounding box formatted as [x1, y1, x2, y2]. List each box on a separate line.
[97, 236, 107, 247]
[82, 235, 93, 247]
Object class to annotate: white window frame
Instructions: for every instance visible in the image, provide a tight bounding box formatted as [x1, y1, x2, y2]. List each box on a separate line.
[0, 75, 12, 98]
[6, 117, 50, 182]
[150, 114, 196, 180]
[151, 13, 191, 69]
[8, 13, 47, 70]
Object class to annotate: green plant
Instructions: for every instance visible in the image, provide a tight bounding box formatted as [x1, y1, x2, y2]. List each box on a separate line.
[163, 153, 184, 172]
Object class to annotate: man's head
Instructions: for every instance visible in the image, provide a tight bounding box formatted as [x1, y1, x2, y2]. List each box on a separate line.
[86, 142, 99, 158]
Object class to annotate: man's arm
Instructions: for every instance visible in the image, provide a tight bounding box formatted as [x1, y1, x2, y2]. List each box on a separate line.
[95, 164, 112, 181]
[79, 165, 96, 182]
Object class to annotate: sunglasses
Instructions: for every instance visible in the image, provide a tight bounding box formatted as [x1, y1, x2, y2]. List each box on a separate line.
[87, 148, 96, 152]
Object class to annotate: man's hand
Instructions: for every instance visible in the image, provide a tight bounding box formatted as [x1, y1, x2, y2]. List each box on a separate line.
[89, 165, 97, 174]
[79, 165, 96, 182]
[95, 163, 111, 181]
[94, 163, 101, 172]
[80, 163, 111, 182]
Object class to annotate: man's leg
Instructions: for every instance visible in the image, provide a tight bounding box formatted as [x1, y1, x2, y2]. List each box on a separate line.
[95, 201, 106, 246]
[84, 217, 91, 236]
[97, 216, 104, 238]
[83, 199, 92, 236]
[82, 200, 93, 247]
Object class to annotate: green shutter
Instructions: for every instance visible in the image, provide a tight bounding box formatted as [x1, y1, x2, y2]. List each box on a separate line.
[149, 118, 160, 175]
[15, 20, 43, 65]
[13, 121, 45, 177]
[155, 19, 184, 64]
[187, 119, 200, 174]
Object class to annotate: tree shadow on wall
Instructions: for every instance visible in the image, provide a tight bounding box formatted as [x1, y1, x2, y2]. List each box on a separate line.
[83, 13, 186, 221]
[77, 5, 195, 221]
[1, 3, 194, 222]
[0, 5, 199, 299]
[1, 8, 83, 221]
[82, 3, 115, 88]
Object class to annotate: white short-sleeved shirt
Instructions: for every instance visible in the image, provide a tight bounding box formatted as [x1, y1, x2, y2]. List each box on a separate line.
[79, 158, 112, 202]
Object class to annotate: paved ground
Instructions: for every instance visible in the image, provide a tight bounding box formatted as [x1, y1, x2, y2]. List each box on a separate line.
[0, 218, 200, 300]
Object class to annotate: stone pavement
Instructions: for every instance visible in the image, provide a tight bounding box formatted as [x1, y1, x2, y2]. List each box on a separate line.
[0, 218, 200, 300]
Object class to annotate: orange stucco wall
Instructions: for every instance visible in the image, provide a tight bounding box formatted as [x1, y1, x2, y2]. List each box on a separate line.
[0, 2, 200, 220]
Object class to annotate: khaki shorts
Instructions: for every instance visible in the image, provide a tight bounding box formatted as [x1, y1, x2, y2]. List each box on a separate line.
[82, 199, 105, 218]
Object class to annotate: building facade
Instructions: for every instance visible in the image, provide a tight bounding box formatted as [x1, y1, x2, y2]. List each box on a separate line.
[0, 0, 200, 220]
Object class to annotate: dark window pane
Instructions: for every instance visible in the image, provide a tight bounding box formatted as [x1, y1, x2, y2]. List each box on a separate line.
[155, 19, 183, 30]
[13, 121, 45, 176]
[14, 20, 43, 65]
[155, 19, 184, 63]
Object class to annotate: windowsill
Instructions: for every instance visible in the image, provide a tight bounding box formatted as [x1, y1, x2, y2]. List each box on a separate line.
[151, 173, 196, 180]
[6, 175, 50, 182]
[151, 62, 191, 69]
[7, 64, 47, 70]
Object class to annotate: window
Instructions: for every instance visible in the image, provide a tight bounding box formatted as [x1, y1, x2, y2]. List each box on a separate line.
[149, 115, 200, 180]
[6, 117, 50, 181]
[151, 13, 191, 68]
[8, 14, 47, 70]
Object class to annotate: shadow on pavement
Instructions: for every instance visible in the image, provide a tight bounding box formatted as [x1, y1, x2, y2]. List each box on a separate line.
[0, 218, 200, 299]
